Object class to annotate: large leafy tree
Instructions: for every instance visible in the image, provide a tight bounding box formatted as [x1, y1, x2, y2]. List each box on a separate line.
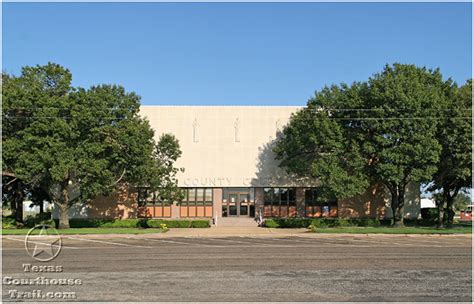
[275, 64, 453, 226]
[2, 63, 182, 228]
[273, 83, 370, 202]
[360, 64, 451, 226]
[2, 65, 71, 224]
[429, 80, 472, 227]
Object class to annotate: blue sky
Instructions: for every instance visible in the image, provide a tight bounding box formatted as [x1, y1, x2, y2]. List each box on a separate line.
[3, 2, 472, 105]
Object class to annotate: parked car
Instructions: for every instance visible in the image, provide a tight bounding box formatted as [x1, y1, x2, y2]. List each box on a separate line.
[460, 205, 473, 221]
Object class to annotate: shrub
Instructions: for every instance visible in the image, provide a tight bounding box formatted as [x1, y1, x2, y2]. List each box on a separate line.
[68, 218, 148, 228]
[403, 218, 437, 227]
[147, 219, 166, 228]
[137, 219, 149, 228]
[333, 218, 352, 227]
[24, 212, 55, 228]
[164, 220, 192, 228]
[263, 219, 279, 228]
[421, 208, 438, 223]
[148, 219, 210, 228]
[263, 217, 386, 229]
[69, 218, 111, 228]
[330, 218, 381, 227]
[282, 218, 313, 228]
[418, 219, 436, 226]
[310, 218, 329, 228]
[347, 219, 365, 227]
[191, 220, 210, 228]
[264, 218, 313, 228]
[366, 219, 381, 227]
[348, 219, 364, 227]
[2, 215, 17, 229]
[100, 219, 142, 228]
[147, 219, 193, 228]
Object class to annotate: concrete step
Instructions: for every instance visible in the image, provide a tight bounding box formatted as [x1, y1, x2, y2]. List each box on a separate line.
[215, 217, 258, 227]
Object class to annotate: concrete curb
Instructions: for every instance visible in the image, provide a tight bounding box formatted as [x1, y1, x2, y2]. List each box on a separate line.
[2, 231, 468, 239]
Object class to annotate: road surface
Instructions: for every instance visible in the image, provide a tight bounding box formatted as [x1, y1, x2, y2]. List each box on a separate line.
[2, 234, 472, 302]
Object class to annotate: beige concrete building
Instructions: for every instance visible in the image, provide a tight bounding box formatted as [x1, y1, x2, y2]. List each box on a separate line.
[76, 106, 420, 223]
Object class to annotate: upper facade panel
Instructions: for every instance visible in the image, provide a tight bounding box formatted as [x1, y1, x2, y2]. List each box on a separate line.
[140, 106, 317, 187]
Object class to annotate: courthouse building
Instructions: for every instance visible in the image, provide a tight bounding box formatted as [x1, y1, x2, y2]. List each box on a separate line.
[79, 106, 420, 224]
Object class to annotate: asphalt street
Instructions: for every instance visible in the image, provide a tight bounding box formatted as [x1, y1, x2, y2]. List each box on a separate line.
[2, 234, 472, 302]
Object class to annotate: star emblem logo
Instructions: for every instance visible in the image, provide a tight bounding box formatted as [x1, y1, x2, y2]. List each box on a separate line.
[25, 225, 62, 262]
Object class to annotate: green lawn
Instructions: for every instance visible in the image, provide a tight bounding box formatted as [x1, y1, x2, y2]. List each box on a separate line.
[1, 227, 165, 235]
[312, 226, 472, 234]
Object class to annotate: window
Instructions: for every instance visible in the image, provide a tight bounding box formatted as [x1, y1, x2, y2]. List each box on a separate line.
[289, 188, 296, 206]
[304, 188, 337, 218]
[263, 187, 297, 218]
[224, 188, 255, 202]
[196, 188, 204, 203]
[137, 188, 172, 218]
[264, 188, 273, 206]
[137, 188, 148, 207]
[180, 188, 213, 217]
[205, 189, 213, 202]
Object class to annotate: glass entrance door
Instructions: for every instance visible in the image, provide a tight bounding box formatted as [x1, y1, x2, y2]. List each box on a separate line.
[228, 194, 238, 216]
[222, 190, 255, 217]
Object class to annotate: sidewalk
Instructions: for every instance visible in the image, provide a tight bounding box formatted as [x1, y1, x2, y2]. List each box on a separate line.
[67, 227, 310, 238]
[153, 227, 471, 238]
[26, 227, 471, 238]
[164, 227, 309, 237]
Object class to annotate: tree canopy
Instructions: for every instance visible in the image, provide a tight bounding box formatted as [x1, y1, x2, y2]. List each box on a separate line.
[274, 64, 467, 226]
[2, 63, 182, 228]
[273, 82, 370, 202]
[428, 80, 472, 226]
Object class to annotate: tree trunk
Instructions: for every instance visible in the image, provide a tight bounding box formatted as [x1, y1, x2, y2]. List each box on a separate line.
[437, 199, 445, 228]
[57, 203, 70, 229]
[39, 201, 44, 214]
[391, 185, 405, 227]
[57, 186, 71, 229]
[446, 196, 455, 228]
[390, 194, 400, 226]
[10, 198, 18, 220]
[13, 185, 24, 226]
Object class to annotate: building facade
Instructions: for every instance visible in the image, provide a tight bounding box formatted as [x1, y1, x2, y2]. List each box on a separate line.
[74, 106, 420, 222]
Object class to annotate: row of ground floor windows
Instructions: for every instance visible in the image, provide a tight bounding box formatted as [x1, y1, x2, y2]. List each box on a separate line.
[180, 188, 213, 217]
[263, 188, 297, 217]
[137, 187, 213, 218]
[304, 188, 338, 218]
[137, 187, 338, 218]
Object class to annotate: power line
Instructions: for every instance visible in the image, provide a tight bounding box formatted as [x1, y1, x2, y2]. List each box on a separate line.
[302, 108, 472, 112]
[4, 106, 472, 111]
[2, 115, 471, 121]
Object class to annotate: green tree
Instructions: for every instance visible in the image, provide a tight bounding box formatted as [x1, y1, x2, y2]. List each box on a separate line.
[2, 63, 182, 228]
[2, 65, 71, 224]
[274, 83, 370, 202]
[149, 133, 184, 201]
[275, 64, 452, 226]
[361, 64, 451, 226]
[429, 80, 472, 227]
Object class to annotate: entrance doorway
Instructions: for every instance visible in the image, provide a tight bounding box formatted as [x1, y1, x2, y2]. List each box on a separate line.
[222, 189, 255, 217]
